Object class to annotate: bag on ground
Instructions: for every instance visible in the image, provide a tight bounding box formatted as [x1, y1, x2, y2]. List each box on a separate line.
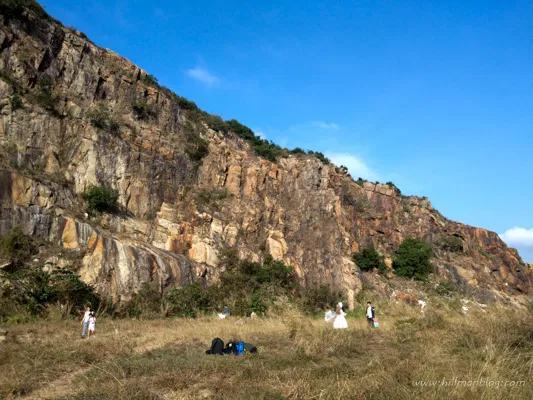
[235, 341, 245, 356]
[206, 337, 225, 355]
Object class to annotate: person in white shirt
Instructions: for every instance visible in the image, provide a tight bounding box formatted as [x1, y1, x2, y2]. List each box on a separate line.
[366, 301, 375, 328]
[81, 306, 91, 338]
[88, 312, 96, 337]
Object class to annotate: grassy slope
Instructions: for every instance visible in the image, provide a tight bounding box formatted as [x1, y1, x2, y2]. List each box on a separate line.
[0, 302, 531, 400]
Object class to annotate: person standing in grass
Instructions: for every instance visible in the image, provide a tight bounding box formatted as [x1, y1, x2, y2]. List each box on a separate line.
[88, 311, 96, 337]
[80, 306, 91, 338]
[366, 301, 375, 328]
[333, 302, 348, 329]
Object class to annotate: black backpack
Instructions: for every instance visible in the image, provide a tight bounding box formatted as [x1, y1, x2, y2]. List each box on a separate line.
[206, 337, 225, 355]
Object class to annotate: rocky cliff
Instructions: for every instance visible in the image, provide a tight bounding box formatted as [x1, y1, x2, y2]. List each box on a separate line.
[0, 2, 529, 306]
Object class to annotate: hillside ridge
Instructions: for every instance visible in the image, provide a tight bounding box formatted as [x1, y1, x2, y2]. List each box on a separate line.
[0, 1, 530, 307]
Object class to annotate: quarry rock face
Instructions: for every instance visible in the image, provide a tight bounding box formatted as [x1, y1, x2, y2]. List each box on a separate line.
[0, 5, 530, 306]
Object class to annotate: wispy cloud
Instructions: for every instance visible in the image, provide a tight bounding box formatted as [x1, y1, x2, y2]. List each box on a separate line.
[326, 152, 378, 181]
[312, 121, 340, 130]
[186, 66, 220, 87]
[499, 227, 533, 262]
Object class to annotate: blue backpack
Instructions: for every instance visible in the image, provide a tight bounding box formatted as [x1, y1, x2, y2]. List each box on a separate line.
[235, 341, 245, 356]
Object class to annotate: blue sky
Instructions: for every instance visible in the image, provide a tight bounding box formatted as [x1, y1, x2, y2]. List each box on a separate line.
[40, 0, 533, 262]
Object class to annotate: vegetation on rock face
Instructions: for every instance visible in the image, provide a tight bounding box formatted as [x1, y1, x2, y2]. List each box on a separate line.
[10, 93, 23, 110]
[141, 73, 158, 86]
[82, 185, 119, 214]
[353, 246, 387, 273]
[289, 147, 306, 154]
[33, 75, 59, 113]
[437, 234, 464, 253]
[0, 227, 35, 268]
[307, 150, 330, 164]
[0, 0, 51, 21]
[196, 187, 231, 210]
[87, 106, 119, 134]
[386, 181, 402, 195]
[393, 237, 433, 280]
[132, 100, 157, 120]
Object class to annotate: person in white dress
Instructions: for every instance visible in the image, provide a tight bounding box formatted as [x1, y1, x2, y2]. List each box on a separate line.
[333, 302, 348, 329]
[88, 312, 96, 337]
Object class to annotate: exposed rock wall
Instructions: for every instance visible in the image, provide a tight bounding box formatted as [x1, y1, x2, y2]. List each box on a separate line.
[0, 5, 529, 306]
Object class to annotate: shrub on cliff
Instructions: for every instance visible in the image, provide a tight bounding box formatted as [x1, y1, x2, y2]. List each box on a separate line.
[183, 121, 209, 162]
[353, 246, 386, 273]
[437, 234, 464, 253]
[385, 181, 402, 195]
[87, 106, 120, 134]
[82, 185, 119, 214]
[142, 74, 158, 86]
[10, 93, 23, 110]
[0, 226, 35, 268]
[393, 237, 433, 280]
[132, 100, 157, 120]
[33, 75, 59, 113]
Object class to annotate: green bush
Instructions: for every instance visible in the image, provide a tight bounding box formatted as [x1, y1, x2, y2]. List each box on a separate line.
[164, 283, 216, 318]
[393, 237, 433, 280]
[437, 235, 464, 253]
[226, 119, 255, 141]
[48, 269, 99, 313]
[142, 74, 158, 86]
[299, 284, 344, 314]
[34, 75, 58, 113]
[0, 227, 35, 268]
[183, 122, 209, 162]
[0, 266, 99, 321]
[87, 106, 119, 134]
[82, 185, 119, 214]
[337, 165, 349, 174]
[289, 147, 306, 155]
[385, 181, 401, 195]
[0, 0, 52, 21]
[132, 100, 157, 120]
[125, 283, 163, 318]
[196, 188, 230, 209]
[10, 93, 23, 110]
[352, 246, 386, 273]
[252, 140, 284, 162]
[175, 95, 198, 111]
[307, 151, 330, 164]
[204, 114, 228, 133]
[162, 250, 299, 318]
[435, 281, 457, 297]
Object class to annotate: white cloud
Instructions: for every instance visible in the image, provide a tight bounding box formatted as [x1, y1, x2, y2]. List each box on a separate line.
[326, 152, 378, 181]
[312, 121, 340, 130]
[500, 227, 533, 263]
[499, 227, 533, 248]
[186, 67, 219, 87]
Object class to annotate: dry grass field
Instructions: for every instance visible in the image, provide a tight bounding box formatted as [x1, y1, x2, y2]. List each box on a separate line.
[0, 302, 531, 400]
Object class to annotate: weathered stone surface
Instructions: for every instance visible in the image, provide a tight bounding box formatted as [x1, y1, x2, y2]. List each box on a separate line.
[0, 6, 529, 305]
